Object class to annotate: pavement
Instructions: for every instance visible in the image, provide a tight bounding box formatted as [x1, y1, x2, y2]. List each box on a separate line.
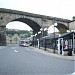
[31, 46, 75, 61]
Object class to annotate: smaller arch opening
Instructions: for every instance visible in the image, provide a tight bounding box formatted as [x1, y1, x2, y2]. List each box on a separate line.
[48, 25, 59, 34]
[57, 23, 69, 34]
[48, 23, 69, 35]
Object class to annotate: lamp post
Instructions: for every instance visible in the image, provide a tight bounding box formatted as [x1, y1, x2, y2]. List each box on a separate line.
[40, 28, 44, 38]
[44, 28, 48, 36]
[44, 28, 48, 51]
[53, 23, 57, 53]
[34, 33, 37, 47]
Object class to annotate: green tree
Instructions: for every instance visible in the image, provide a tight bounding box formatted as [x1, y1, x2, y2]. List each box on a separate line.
[6, 28, 32, 38]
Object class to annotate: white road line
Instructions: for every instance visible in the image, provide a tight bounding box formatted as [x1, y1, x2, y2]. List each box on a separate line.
[70, 72, 75, 75]
[14, 50, 18, 52]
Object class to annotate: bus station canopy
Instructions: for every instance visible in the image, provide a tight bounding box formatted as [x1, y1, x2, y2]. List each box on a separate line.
[59, 32, 75, 39]
[40, 32, 75, 40]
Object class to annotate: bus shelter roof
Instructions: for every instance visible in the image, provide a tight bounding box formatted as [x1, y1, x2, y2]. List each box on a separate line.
[59, 32, 75, 39]
[40, 32, 75, 40]
[40, 34, 59, 40]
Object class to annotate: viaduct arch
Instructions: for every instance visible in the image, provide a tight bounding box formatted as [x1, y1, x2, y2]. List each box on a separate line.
[0, 8, 71, 45]
[12, 18, 41, 34]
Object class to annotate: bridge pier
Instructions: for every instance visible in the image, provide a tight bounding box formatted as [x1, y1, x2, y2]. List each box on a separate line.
[0, 26, 6, 46]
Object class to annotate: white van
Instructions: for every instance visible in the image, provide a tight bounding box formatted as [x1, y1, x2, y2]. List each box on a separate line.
[19, 40, 29, 47]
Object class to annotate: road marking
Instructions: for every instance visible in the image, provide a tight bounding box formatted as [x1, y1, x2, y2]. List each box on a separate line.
[14, 50, 18, 53]
[70, 72, 75, 75]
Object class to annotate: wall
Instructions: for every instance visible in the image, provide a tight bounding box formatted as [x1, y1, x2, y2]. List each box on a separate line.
[69, 21, 75, 31]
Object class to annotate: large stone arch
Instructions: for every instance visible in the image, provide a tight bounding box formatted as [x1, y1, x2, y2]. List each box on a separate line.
[11, 18, 41, 34]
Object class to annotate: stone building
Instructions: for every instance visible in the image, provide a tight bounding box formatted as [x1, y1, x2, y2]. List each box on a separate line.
[6, 34, 20, 44]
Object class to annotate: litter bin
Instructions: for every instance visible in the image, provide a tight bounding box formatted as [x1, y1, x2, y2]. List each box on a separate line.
[68, 49, 72, 56]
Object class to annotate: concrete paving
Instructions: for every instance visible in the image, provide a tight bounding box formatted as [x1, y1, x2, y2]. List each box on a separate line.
[31, 47, 75, 61]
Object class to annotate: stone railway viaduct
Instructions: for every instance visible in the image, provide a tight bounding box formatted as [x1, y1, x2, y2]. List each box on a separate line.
[0, 8, 72, 45]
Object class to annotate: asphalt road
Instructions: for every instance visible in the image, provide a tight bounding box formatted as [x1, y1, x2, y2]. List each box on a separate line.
[0, 44, 75, 75]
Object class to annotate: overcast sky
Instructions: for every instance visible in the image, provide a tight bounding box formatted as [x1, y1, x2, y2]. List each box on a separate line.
[0, 0, 75, 31]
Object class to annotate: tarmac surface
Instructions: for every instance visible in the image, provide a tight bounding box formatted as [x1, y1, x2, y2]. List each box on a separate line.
[0, 45, 75, 75]
[0, 45, 75, 61]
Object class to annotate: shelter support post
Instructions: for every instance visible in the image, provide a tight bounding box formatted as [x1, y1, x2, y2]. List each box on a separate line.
[38, 39, 40, 49]
[72, 33, 75, 55]
[58, 38, 61, 54]
[61, 38, 64, 55]
[44, 38, 46, 51]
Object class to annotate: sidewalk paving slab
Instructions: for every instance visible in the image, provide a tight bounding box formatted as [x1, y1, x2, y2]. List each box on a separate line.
[31, 47, 75, 61]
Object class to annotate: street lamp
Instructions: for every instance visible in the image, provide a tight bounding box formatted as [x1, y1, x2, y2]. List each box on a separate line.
[53, 23, 57, 53]
[35, 33, 38, 47]
[44, 28, 48, 36]
[40, 28, 44, 38]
